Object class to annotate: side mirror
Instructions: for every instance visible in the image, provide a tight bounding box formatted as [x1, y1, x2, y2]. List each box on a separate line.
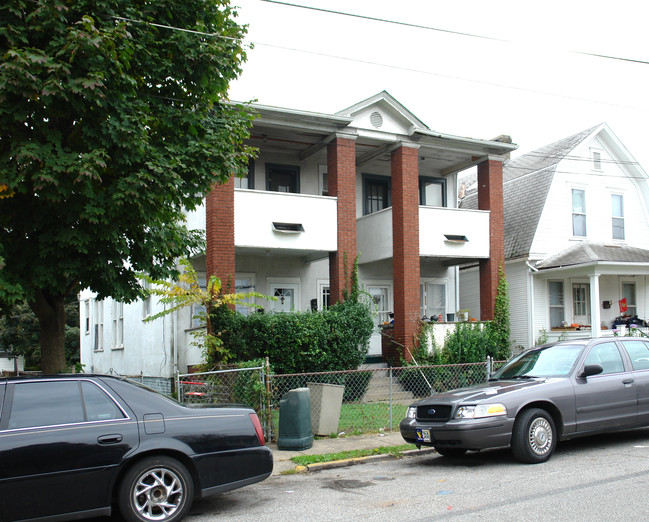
[578, 363, 603, 379]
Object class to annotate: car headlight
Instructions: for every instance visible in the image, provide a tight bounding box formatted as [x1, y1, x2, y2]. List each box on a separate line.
[455, 403, 507, 419]
[406, 406, 417, 419]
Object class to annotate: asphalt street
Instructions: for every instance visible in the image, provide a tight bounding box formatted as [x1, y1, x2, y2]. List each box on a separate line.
[189, 427, 649, 521]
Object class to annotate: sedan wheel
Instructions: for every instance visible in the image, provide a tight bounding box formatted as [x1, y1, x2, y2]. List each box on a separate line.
[118, 456, 194, 522]
[511, 408, 556, 464]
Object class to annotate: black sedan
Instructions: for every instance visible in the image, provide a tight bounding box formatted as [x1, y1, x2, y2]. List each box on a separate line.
[0, 374, 273, 521]
[401, 337, 649, 463]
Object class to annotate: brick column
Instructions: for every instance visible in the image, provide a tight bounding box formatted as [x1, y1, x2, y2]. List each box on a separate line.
[205, 178, 235, 291]
[477, 159, 504, 320]
[328, 135, 357, 304]
[391, 143, 420, 361]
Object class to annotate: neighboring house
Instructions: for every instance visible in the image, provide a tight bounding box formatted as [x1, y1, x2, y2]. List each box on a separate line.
[80, 91, 516, 385]
[0, 352, 24, 374]
[460, 123, 649, 349]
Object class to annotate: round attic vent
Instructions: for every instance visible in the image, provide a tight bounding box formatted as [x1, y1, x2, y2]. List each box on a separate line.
[370, 111, 383, 128]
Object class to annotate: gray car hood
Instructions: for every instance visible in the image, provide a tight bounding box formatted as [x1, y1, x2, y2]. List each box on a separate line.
[413, 378, 551, 405]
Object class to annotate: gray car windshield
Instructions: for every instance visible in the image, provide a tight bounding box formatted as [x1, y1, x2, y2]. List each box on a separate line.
[492, 344, 584, 379]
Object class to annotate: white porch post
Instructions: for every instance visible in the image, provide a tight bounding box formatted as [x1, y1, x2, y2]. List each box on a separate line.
[590, 273, 601, 337]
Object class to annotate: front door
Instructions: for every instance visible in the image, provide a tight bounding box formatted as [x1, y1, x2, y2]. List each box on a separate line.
[572, 283, 590, 325]
[271, 284, 298, 313]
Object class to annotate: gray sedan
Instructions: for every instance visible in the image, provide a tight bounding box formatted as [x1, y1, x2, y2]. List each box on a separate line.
[400, 337, 649, 463]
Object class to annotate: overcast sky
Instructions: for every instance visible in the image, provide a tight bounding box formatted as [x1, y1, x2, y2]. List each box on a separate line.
[228, 0, 649, 172]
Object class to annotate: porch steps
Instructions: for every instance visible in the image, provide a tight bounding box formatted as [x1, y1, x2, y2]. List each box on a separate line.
[359, 363, 414, 403]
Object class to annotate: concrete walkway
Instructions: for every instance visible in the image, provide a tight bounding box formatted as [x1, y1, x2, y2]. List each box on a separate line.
[267, 430, 436, 475]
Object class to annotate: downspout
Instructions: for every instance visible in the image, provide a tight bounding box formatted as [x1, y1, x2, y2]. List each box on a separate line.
[526, 260, 538, 348]
[455, 266, 460, 318]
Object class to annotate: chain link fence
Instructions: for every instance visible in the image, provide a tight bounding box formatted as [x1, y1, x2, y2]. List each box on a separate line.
[176, 359, 504, 442]
[267, 359, 502, 441]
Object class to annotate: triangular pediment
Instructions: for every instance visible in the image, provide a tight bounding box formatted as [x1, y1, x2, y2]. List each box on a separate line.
[336, 91, 429, 136]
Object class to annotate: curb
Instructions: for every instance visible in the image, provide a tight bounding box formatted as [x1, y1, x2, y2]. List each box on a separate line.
[292, 447, 438, 473]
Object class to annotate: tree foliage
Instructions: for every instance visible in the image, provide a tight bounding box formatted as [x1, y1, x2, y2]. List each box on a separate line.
[144, 259, 271, 365]
[0, 0, 254, 372]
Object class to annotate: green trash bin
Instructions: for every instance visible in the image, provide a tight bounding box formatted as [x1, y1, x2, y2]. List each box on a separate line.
[277, 387, 313, 450]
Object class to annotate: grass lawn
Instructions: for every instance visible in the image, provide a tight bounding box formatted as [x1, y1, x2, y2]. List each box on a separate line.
[272, 402, 409, 437]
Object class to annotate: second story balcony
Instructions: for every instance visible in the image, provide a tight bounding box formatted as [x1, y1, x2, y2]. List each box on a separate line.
[357, 206, 490, 264]
[234, 189, 337, 255]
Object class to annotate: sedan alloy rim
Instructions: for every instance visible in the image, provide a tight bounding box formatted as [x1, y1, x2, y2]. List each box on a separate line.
[133, 467, 184, 521]
[528, 417, 552, 455]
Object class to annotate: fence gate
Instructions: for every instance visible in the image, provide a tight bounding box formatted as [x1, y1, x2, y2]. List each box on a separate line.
[176, 365, 272, 441]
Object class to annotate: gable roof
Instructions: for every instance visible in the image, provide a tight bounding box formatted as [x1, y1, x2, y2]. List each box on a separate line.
[461, 124, 601, 260]
[536, 242, 649, 270]
[336, 90, 429, 135]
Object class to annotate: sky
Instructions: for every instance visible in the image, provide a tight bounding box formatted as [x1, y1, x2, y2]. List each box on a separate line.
[227, 0, 649, 172]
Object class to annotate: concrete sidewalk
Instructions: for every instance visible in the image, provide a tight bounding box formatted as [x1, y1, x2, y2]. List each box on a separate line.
[267, 431, 436, 475]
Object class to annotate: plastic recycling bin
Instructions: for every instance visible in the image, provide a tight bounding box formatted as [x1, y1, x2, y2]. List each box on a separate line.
[277, 387, 314, 450]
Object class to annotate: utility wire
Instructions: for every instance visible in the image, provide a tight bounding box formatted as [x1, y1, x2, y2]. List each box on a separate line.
[259, 0, 649, 66]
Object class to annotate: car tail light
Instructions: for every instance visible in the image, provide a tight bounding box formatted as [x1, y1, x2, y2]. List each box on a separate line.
[249, 412, 265, 446]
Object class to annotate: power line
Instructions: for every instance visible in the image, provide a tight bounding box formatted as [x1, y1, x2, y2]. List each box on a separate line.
[250, 41, 648, 112]
[259, 0, 649, 66]
[109, 14, 649, 112]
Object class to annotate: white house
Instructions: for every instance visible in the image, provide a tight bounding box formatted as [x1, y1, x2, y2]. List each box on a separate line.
[79, 92, 516, 387]
[460, 123, 649, 349]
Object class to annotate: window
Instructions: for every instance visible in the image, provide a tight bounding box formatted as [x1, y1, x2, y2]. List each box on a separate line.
[9, 381, 85, 429]
[584, 342, 624, 374]
[419, 177, 447, 207]
[319, 164, 328, 196]
[612, 194, 625, 240]
[235, 158, 255, 189]
[7, 380, 125, 430]
[363, 175, 390, 215]
[235, 275, 256, 317]
[112, 301, 124, 349]
[572, 284, 589, 318]
[81, 381, 125, 422]
[84, 300, 90, 335]
[622, 282, 637, 317]
[266, 164, 299, 193]
[549, 281, 565, 328]
[318, 281, 330, 311]
[367, 286, 390, 327]
[620, 340, 649, 370]
[572, 189, 586, 237]
[592, 150, 602, 170]
[94, 300, 104, 351]
[190, 276, 207, 328]
[420, 282, 446, 320]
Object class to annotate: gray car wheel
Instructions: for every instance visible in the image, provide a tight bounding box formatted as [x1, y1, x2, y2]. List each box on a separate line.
[511, 408, 557, 464]
[118, 456, 194, 522]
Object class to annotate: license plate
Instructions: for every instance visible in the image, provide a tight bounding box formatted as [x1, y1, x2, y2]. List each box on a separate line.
[416, 428, 432, 443]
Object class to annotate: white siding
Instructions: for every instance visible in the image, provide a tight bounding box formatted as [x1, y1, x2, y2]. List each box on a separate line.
[506, 260, 530, 349]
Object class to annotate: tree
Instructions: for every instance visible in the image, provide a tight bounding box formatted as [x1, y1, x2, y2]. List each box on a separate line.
[0, 295, 80, 371]
[0, 0, 255, 372]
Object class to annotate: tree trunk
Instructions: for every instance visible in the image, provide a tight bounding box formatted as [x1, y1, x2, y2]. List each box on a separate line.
[29, 290, 67, 374]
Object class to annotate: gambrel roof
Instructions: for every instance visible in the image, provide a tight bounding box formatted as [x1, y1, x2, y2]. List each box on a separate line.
[462, 124, 609, 260]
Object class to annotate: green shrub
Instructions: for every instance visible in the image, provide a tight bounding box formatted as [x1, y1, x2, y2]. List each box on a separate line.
[209, 298, 373, 375]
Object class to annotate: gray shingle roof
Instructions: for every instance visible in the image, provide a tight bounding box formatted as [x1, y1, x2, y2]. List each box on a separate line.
[461, 125, 601, 260]
[536, 242, 649, 269]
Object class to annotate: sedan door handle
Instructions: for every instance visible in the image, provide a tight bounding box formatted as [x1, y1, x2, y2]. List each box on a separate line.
[98, 434, 123, 445]
[622, 378, 635, 385]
